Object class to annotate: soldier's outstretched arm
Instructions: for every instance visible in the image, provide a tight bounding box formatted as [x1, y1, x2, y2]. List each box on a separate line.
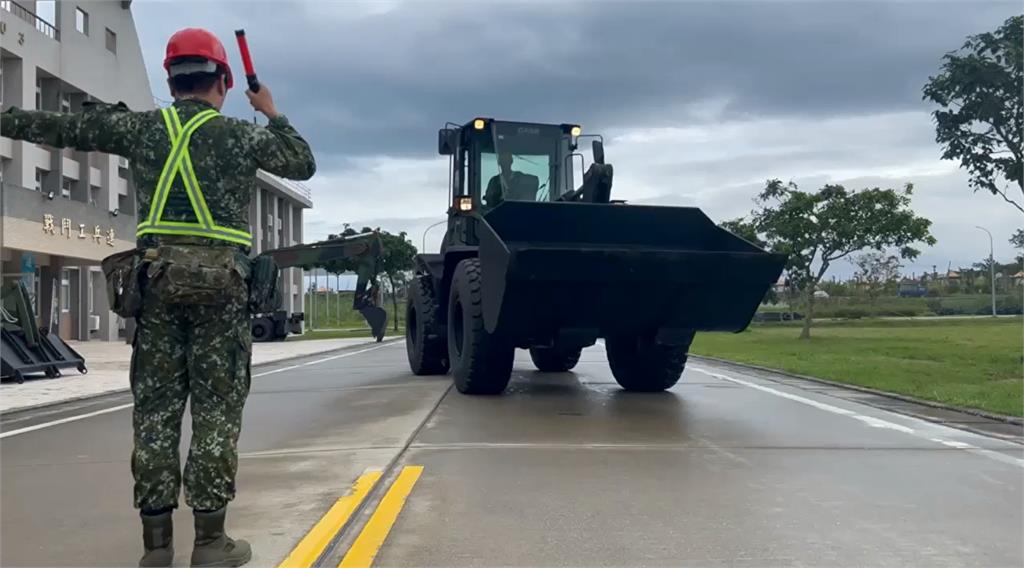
[243, 83, 317, 181]
[0, 102, 139, 157]
[245, 117, 317, 181]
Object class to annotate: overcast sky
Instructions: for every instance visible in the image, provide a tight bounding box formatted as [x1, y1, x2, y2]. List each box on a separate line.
[132, 0, 1023, 277]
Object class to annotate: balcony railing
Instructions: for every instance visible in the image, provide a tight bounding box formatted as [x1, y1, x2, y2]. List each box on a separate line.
[1, 0, 60, 41]
[291, 181, 313, 201]
[261, 171, 313, 201]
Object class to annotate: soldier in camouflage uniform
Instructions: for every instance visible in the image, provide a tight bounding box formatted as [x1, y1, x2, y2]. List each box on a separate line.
[1, 28, 315, 567]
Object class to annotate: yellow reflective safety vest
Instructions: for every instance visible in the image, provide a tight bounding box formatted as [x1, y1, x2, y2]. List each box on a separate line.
[136, 107, 253, 247]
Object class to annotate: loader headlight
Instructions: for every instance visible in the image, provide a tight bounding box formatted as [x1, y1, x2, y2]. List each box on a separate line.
[570, 125, 582, 137]
[473, 118, 486, 130]
[457, 196, 474, 212]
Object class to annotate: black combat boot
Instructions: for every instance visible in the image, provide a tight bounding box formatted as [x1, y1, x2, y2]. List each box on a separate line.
[139, 510, 174, 567]
[190, 508, 252, 567]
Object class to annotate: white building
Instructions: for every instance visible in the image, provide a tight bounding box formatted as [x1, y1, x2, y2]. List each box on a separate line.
[0, 0, 310, 342]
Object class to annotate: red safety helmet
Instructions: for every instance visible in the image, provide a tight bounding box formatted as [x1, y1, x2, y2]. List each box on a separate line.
[163, 28, 233, 89]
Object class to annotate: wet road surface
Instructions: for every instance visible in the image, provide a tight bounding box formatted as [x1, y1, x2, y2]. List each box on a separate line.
[2, 340, 1021, 567]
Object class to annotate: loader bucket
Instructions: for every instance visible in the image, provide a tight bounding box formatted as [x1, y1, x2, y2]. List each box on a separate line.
[359, 306, 388, 342]
[476, 201, 786, 343]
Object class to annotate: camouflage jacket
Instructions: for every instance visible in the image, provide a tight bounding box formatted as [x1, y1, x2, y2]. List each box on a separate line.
[0, 99, 316, 251]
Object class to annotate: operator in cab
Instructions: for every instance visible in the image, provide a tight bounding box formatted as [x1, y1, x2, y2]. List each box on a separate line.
[483, 151, 541, 209]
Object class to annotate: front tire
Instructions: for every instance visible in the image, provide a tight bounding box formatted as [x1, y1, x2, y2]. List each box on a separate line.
[529, 346, 582, 372]
[447, 259, 514, 394]
[406, 275, 448, 375]
[605, 333, 692, 392]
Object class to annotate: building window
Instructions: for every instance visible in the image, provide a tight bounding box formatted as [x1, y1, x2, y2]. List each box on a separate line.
[35, 169, 43, 191]
[61, 177, 73, 199]
[75, 8, 89, 35]
[60, 270, 71, 313]
[105, 28, 117, 53]
[35, 77, 42, 110]
[60, 93, 70, 113]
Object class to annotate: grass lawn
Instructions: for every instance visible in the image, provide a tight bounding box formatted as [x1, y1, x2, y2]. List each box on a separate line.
[690, 317, 1023, 417]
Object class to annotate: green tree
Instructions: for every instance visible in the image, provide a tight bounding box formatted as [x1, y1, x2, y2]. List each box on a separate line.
[851, 252, 903, 305]
[734, 180, 936, 339]
[972, 258, 1021, 293]
[1011, 228, 1024, 266]
[720, 218, 764, 247]
[326, 225, 417, 331]
[922, 15, 1023, 213]
[1011, 228, 1024, 249]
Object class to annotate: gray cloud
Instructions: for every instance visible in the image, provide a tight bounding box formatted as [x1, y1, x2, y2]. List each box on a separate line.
[134, 1, 1020, 158]
[130, 1, 1023, 278]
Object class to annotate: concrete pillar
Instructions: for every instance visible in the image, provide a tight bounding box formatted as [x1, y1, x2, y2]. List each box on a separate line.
[73, 266, 88, 341]
[7, 59, 33, 189]
[118, 157, 135, 216]
[251, 186, 262, 253]
[5, 250, 24, 272]
[249, 186, 259, 253]
[0, 57, 25, 112]
[271, 195, 280, 249]
[99, 154, 112, 211]
[293, 206, 303, 323]
[280, 200, 289, 247]
[92, 267, 116, 341]
[39, 257, 63, 333]
[280, 201, 292, 313]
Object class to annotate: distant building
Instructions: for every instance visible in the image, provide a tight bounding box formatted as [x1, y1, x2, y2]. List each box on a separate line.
[1, 1, 311, 342]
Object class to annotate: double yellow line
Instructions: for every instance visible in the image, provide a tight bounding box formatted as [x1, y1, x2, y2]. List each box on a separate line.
[278, 465, 424, 568]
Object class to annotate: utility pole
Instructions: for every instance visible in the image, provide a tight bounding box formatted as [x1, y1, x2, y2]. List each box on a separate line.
[975, 226, 997, 317]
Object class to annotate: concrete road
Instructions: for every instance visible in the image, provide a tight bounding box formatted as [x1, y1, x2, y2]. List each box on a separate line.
[2, 341, 1021, 567]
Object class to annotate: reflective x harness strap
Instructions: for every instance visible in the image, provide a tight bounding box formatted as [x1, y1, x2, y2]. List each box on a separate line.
[136, 107, 253, 247]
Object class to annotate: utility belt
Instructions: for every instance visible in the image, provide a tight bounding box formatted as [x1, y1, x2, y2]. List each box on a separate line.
[101, 245, 280, 318]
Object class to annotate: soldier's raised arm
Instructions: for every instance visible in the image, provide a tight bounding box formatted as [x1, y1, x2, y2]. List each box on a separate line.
[1, 102, 140, 159]
[242, 83, 316, 180]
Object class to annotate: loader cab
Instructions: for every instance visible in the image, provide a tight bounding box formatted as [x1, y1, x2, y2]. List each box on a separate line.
[438, 118, 582, 248]
[440, 119, 581, 210]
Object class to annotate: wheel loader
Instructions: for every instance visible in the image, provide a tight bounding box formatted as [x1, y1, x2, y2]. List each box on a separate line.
[405, 117, 786, 394]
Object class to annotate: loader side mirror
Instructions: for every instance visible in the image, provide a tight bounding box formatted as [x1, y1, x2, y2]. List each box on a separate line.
[592, 140, 605, 165]
[438, 128, 458, 155]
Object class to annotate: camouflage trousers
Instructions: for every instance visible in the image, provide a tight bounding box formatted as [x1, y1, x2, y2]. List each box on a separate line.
[130, 279, 252, 513]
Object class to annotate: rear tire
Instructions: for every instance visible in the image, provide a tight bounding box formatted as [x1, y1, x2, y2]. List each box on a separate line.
[529, 346, 582, 372]
[251, 318, 273, 343]
[605, 333, 693, 392]
[406, 275, 449, 375]
[447, 259, 514, 395]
